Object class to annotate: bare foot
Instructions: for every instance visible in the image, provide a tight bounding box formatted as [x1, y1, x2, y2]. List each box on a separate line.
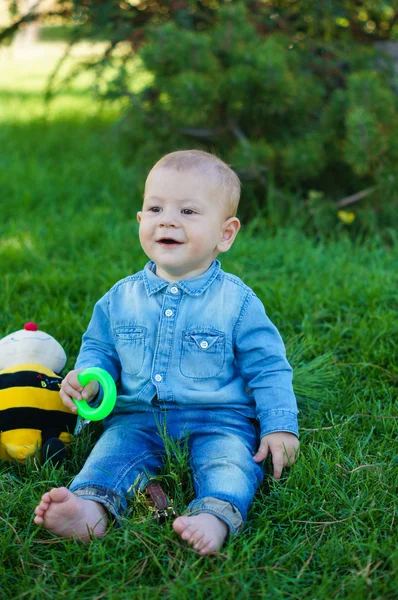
[173, 513, 228, 555]
[33, 487, 108, 541]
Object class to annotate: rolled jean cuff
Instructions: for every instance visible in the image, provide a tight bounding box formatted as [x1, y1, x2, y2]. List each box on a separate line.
[185, 496, 243, 534]
[71, 485, 124, 525]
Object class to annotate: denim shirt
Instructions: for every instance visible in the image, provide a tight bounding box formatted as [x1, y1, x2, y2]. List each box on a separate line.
[75, 260, 299, 438]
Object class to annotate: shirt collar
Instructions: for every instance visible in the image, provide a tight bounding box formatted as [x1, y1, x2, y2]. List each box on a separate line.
[143, 260, 221, 297]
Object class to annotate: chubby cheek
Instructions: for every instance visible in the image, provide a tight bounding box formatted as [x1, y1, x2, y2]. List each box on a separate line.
[138, 225, 152, 252]
[138, 219, 150, 238]
[201, 228, 222, 250]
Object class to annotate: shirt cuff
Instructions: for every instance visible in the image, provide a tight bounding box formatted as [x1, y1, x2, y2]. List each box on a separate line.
[257, 409, 299, 438]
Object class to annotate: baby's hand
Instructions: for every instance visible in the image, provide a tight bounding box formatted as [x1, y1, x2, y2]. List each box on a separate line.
[60, 369, 99, 413]
[253, 432, 300, 479]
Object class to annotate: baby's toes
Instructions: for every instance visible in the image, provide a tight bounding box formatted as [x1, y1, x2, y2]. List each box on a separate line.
[189, 533, 204, 547]
[36, 499, 50, 514]
[33, 506, 47, 524]
[193, 537, 205, 550]
[40, 491, 52, 504]
[34, 504, 45, 517]
[33, 514, 44, 525]
[36, 500, 50, 515]
[190, 531, 206, 549]
[199, 540, 217, 555]
[180, 525, 198, 542]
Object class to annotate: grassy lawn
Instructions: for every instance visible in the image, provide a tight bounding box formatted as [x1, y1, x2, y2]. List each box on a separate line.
[0, 45, 397, 599]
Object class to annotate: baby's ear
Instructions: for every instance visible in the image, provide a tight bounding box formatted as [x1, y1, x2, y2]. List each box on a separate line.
[218, 217, 240, 252]
[137, 212, 142, 223]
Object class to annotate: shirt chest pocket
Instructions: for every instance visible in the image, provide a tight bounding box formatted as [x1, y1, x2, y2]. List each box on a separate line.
[114, 326, 146, 376]
[180, 329, 225, 379]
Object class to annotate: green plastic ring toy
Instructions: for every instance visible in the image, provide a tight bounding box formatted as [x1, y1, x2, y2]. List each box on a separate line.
[75, 367, 117, 421]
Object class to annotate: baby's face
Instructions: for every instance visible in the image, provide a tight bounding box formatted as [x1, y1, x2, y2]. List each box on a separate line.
[137, 167, 239, 281]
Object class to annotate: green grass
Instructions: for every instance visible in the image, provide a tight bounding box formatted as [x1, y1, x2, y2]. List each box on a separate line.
[0, 47, 397, 599]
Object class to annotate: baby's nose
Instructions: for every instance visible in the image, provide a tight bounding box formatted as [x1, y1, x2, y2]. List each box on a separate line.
[159, 212, 178, 226]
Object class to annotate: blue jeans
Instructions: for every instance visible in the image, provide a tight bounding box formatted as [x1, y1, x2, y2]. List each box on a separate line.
[70, 408, 264, 533]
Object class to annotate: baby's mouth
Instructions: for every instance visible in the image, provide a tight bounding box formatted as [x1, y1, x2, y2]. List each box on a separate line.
[157, 237, 183, 246]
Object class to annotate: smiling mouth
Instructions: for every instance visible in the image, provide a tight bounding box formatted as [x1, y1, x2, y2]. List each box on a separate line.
[157, 238, 183, 245]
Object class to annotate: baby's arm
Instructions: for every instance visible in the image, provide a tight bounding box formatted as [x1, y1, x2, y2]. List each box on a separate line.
[234, 293, 300, 477]
[253, 431, 299, 479]
[61, 294, 119, 413]
[74, 295, 120, 382]
[235, 294, 298, 437]
[60, 369, 99, 413]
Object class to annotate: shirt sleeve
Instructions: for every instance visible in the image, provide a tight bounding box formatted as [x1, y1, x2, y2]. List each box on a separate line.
[75, 294, 121, 384]
[234, 293, 299, 438]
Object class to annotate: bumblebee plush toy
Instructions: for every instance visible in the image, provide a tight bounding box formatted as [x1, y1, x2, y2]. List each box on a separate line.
[0, 323, 77, 464]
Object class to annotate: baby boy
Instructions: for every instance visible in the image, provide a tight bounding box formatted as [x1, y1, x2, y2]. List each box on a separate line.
[34, 150, 299, 554]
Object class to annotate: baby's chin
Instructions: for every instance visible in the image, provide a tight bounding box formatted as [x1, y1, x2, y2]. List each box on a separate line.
[157, 262, 214, 282]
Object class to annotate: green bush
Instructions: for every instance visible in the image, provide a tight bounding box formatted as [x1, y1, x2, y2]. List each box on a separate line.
[110, 3, 397, 233]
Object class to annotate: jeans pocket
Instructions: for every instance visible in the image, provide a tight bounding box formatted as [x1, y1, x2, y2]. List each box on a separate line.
[114, 326, 146, 375]
[180, 329, 225, 379]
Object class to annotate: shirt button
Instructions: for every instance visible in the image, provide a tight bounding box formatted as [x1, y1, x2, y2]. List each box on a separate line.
[154, 374, 162, 382]
[170, 286, 179, 294]
[165, 309, 173, 317]
[200, 340, 209, 349]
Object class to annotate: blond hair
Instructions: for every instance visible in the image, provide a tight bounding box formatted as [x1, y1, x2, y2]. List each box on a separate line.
[148, 150, 241, 217]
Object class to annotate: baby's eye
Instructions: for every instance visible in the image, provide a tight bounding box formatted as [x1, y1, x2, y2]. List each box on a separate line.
[181, 209, 196, 215]
[149, 206, 162, 213]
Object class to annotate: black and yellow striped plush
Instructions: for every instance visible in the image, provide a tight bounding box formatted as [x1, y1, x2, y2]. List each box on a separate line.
[0, 363, 77, 462]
